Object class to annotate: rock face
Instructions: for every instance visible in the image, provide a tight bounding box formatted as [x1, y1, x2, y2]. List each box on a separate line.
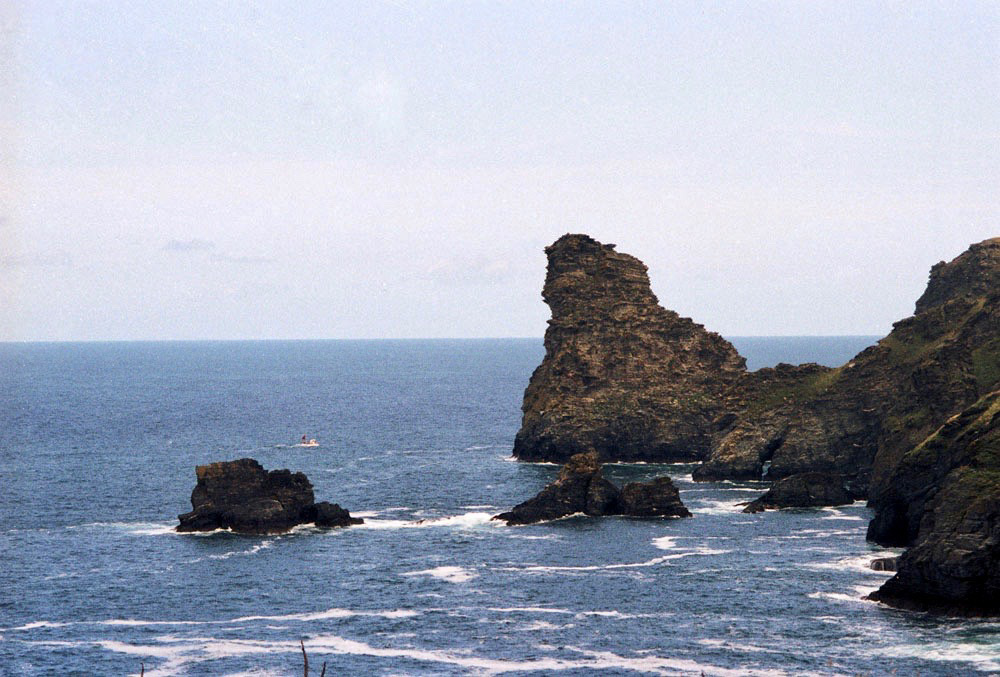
[620, 476, 692, 518]
[696, 237, 1000, 495]
[176, 458, 362, 534]
[493, 452, 690, 525]
[513, 234, 747, 463]
[741, 472, 857, 513]
[867, 391, 1000, 615]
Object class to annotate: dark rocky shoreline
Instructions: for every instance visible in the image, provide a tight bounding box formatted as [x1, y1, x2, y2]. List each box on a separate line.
[511, 233, 1000, 615]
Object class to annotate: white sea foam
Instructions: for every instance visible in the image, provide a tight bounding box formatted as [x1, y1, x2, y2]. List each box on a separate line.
[10, 621, 70, 631]
[652, 536, 677, 550]
[206, 540, 273, 560]
[807, 591, 867, 604]
[515, 620, 573, 631]
[803, 553, 899, 575]
[487, 606, 573, 615]
[505, 533, 562, 541]
[692, 499, 746, 515]
[358, 511, 495, 530]
[874, 640, 1000, 672]
[502, 549, 730, 575]
[37, 632, 805, 677]
[697, 639, 784, 655]
[403, 566, 477, 584]
[229, 608, 420, 623]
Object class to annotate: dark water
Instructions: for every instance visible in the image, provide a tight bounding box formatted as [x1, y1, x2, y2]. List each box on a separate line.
[1, 338, 997, 676]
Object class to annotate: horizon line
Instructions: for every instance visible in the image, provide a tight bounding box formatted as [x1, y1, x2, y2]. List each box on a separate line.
[0, 334, 885, 345]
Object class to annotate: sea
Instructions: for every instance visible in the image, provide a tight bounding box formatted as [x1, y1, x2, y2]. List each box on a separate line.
[2, 337, 999, 676]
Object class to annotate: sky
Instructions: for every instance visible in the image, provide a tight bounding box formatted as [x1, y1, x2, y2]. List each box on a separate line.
[1, 1, 998, 341]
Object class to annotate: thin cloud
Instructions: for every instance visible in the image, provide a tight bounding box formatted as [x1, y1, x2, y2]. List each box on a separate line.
[0, 252, 73, 268]
[163, 238, 216, 253]
[209, 253, 276, 264]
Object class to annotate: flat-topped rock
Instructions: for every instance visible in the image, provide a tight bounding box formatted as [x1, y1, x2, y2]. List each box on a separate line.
[176, 458, 362, 534]
[494, 452, 690, 525]
[741, 472, 857, 513]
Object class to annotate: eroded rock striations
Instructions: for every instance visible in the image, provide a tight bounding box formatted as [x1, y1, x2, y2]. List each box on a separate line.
[512, 234, 747, 463]
[867, 391, 1000, 615]
[176, 458, 362, 534]
[493, 452, 690, 525]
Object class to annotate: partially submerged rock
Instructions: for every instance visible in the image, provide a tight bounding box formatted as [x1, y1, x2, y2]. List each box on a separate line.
[870, 557, 898, 572]
[866, 391, 1000, 615]
[741, 472, 857, 513]
[621, 476, 691, 518]
[493, 452, 690, 525]
[512, 234, 746, 463]
[176, 458, 362, 534]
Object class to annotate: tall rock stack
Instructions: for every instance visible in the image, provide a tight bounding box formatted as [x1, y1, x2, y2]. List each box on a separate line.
[512, 234, 747, 463]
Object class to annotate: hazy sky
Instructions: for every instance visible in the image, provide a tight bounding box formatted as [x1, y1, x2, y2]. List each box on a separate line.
[2, 1, 998, 341]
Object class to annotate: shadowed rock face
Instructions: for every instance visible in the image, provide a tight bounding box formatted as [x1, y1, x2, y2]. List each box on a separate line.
[867, 391, 1000, 615]
[513, 234, 747, 463]
[493, 452, 690, 525]
[176, 458, 362, 534]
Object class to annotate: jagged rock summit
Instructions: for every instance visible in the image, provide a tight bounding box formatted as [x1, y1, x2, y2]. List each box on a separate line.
[513, 234, 747, 463]
[493, 451, 691, 525]
[176, 458, 362, 534]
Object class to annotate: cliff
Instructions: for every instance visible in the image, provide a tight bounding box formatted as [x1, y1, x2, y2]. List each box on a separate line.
[695, 237, 1000, 496]
[512, 234, 747, 463]
[867, 391, 1000, 615]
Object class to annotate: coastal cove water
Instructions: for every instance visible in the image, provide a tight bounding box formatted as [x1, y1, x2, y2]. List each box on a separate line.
[2, 337, 999, 676]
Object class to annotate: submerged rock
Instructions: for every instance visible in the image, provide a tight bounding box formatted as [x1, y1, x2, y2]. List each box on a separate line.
[176, 458, 362, 534]
[870, 557, 898, 572]
[866, 391, 1000, 615]
[741, 472, 857, 513]
[512, 234, 747, 463]
[493, 452, 690, 525]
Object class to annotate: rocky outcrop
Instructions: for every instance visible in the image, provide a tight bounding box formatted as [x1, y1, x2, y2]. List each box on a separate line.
[176, 458, 362, 534]
[867, 391, 1000, 615]
[620, 476, 692, 518]
[696, 238, 1000, 495]
[741, 472, 857, 513]
[493, 452, 690, 525]
[513, 234, 747, 463]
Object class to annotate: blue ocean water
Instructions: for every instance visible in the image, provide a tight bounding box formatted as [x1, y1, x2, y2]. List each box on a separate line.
[1, 338, 998, 676]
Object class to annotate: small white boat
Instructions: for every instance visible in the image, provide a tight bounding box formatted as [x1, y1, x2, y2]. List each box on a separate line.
[298, 436, 319, 447]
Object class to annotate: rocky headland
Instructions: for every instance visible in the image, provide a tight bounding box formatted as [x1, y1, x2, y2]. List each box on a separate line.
[696, 237, 1000, 499]
[176, 458, 362, 534]
[866, 391, 1000, 615]
[512, 233, 1000, 614]
[512, 234, 747, 463]
[493, 451, 691, 525]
